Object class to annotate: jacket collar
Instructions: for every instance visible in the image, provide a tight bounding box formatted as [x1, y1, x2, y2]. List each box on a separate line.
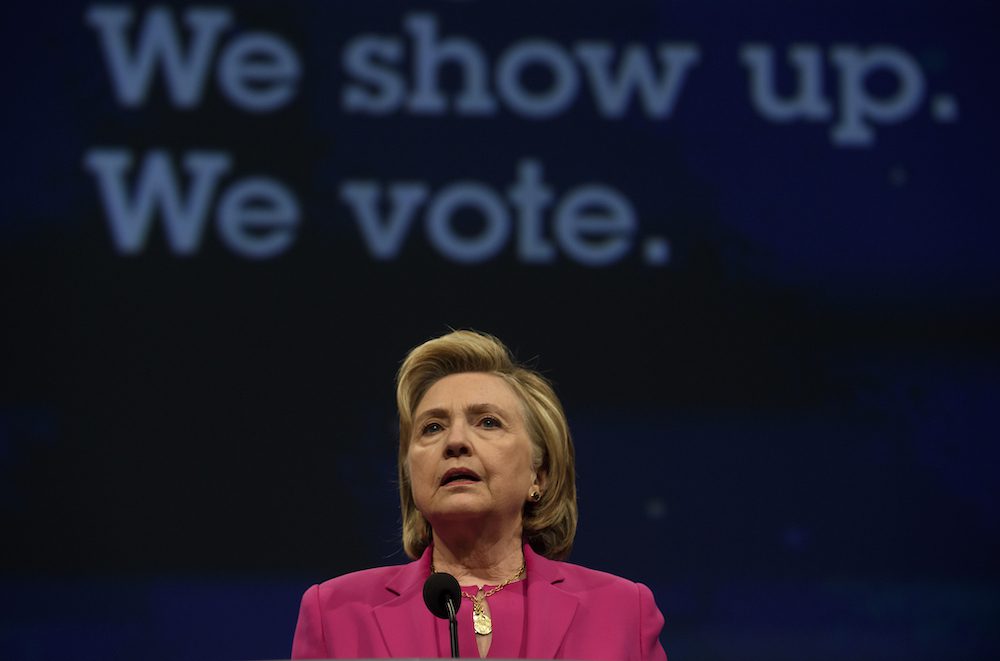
[523, 544, 580, 657]
[374, 544, 580, 658]
[373, 547, 438, 657]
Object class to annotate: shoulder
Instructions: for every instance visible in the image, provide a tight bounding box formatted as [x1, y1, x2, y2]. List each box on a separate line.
[302, 565, 418, 613]
[556, 562, 639, 594]
[302, 547, 432, 612]
[544, 557, 666, 653]
[535, 555, 666, 658]
[294, 563, 417, 658]
[310, 562, 411, 605]
[534, 550, 633, 586]
[529, 546, 647, 588]
[537, 554, 656, 602]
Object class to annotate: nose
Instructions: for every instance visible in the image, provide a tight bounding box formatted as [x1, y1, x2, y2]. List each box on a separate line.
[443, 420, 472, 458]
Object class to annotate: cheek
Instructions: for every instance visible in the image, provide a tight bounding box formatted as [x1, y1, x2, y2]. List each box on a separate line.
[406, 452, 430, 509]
[407, 447, 433, 485]
[405, 452, 420, 481]
[509, 444, 537, 484]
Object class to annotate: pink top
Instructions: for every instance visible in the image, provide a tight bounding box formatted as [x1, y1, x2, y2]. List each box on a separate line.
[444, 581, 525, 658]
[292, 544, 667, 660]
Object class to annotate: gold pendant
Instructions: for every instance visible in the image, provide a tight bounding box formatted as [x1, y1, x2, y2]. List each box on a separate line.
[472, 597, 492, 635]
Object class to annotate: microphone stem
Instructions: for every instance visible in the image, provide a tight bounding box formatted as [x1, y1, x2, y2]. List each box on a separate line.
[445, 597, 459, 658]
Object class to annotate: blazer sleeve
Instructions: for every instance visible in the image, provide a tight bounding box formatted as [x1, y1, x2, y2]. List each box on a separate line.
[291, 584, 327, 659]
[637, 582, 668, 661]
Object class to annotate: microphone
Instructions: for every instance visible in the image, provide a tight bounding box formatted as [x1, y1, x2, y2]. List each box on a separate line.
[423, 572, 461, 658]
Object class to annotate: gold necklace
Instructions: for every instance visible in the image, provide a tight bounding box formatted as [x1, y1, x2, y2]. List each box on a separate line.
[431, 558, 526, 636]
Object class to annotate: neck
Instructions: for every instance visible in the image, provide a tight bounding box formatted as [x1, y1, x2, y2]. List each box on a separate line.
[431, 528, 525, 588]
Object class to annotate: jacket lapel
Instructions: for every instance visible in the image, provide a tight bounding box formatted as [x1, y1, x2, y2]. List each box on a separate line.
[524, 546, 580, 658]
[373, 545, 580, 658]
[373, 549, 441, 658]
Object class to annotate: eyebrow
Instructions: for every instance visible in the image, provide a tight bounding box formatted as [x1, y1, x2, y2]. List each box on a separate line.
[414, 403, 510, 423]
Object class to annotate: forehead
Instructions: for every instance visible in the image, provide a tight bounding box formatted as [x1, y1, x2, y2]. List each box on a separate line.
[415, 372, 521, 414]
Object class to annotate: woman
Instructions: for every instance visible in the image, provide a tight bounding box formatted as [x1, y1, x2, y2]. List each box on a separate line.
[292, 330, 667, 659]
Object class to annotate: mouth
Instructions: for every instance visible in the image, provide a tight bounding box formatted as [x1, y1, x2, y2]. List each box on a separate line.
[440, 468, 481, 486]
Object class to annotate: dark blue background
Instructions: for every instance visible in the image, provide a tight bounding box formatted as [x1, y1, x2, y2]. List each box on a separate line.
[2, 1, 998, 659]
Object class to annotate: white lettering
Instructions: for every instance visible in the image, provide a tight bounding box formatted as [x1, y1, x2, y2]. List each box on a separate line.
[85, 6, 231, 108]
[507, 159, 555, 263]
[217, 177, 300, 258]
[341, 35, 406, 114]
[740, 44, 832, 121]
[340, 182, 429, 259]
[338, 160, 638, 266]
[555, 185, 636, 266]
[497, 40, 579, 119]
[405, 13, 497, 115]
[338, 12, 702, 122]
[217, 33, 301, 113]
[83, 148, 230, 254]
[426, 183, 510, 263]
[830, 45, 926, 147]
[576, 42, 701, 118]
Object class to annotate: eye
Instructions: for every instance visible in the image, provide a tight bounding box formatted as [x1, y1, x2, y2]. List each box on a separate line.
[422, 422, 444, 435]
[480, 416, 502, 429]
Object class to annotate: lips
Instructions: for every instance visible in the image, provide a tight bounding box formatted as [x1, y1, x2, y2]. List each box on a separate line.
[440, 468, 481, 486]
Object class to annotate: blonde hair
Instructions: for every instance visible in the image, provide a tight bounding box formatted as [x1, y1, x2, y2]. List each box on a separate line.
[396, 330, 578, 560]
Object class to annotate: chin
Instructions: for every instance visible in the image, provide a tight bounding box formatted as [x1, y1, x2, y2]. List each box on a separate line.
[427, 499, 494, 520]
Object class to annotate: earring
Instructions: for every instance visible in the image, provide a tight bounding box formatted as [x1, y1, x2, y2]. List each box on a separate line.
[530, 490, 541, 502]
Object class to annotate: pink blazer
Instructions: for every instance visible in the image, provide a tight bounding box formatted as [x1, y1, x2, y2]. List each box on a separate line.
[292, 545, 667, 660]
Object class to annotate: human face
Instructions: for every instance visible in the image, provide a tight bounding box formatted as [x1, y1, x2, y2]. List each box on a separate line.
[407, 372, 540, 531]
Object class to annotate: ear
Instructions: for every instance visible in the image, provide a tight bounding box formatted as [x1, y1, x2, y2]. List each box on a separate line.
[531, 468, 548, 495]
[535, 469, 547, 489]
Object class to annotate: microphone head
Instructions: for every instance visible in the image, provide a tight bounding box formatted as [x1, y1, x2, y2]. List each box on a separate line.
[423, 572, 461, 619]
